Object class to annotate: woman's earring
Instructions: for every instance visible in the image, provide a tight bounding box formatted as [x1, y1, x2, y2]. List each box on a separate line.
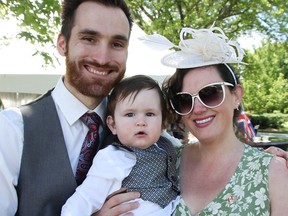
[236, 103, 240, 111]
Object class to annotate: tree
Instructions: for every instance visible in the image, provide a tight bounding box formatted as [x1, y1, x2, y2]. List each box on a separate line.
[242, 41, 288, 114]
[127, 0, 287, 44]
[0, 0, 61, 65]
[0, 0, 287, 66]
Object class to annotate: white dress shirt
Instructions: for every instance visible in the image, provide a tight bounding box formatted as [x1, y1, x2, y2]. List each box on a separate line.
[0, 77, 107, 216]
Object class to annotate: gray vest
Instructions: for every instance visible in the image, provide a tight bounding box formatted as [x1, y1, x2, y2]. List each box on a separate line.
[112, 136, 180, 208]
[16, 91, 77, 216]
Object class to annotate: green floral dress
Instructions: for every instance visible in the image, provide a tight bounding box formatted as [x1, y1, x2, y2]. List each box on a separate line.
[172, 144, 273, 216]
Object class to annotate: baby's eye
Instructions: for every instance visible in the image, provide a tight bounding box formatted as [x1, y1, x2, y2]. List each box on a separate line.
[146, 112, 155, 117]
[125, 113, 134, 117]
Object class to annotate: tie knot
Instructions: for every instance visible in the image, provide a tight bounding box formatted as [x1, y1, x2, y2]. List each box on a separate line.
[80, 112, 102, 131]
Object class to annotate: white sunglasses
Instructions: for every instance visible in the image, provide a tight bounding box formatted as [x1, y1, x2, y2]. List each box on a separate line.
[170, 82, 234, 115]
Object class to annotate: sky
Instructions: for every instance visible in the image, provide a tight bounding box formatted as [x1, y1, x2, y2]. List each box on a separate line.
[238, 33, 263, 50]
[0, 19, 262, 76]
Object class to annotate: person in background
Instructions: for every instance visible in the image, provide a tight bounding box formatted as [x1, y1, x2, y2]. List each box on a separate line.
[159, 25, 288, 215]
[0, 1, 140, 215]
[61, 75, 180, 216]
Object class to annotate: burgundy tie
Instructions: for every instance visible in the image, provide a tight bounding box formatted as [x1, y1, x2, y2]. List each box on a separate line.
[75, 112, 102, 185]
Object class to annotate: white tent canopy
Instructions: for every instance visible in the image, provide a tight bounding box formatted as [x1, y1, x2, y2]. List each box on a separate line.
[0, 24, 174, 108]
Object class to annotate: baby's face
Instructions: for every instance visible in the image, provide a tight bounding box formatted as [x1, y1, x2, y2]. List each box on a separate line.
[107, 89, 163, 149]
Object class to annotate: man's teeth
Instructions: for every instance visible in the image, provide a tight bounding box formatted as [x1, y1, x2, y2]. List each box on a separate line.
[195, 117, 213, 124]
[88, 67, 108, 75]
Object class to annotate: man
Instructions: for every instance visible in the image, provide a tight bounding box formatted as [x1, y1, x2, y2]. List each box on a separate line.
[0, 1, 139, 215]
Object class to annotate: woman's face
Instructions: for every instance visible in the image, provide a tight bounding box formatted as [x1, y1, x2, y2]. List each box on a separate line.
[180, 66, 241, 143]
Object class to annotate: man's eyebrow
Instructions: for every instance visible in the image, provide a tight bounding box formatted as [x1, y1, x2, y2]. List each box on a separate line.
[78, 29, 129, 42]
[78, 29, 99, 36]
[113, 35, 129, 43]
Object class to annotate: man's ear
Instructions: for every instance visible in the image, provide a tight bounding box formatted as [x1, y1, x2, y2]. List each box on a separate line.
[57, 34, 67, 56]
[233, 84, 244, 109]
[106, 115, 117, 135]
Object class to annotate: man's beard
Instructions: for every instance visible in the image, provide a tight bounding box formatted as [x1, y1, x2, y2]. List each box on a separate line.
[65, 56, 125, 98]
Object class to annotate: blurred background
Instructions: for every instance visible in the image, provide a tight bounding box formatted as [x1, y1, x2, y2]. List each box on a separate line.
[0, 0, 287, 145]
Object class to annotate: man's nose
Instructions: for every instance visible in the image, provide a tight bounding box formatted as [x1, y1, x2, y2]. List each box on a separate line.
[91, 43, 111, 65]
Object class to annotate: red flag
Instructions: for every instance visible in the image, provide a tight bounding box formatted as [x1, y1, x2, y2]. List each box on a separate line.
[237, 110, 256, 142]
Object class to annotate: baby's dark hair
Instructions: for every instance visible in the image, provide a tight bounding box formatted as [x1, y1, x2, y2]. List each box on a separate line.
[107, 75, 167, 126]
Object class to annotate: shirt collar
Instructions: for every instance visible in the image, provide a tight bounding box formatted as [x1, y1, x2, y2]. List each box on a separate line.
[52, 77, 108, 126]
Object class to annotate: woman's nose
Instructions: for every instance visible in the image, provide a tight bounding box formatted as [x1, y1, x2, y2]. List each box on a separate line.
[193, 98, 207, 114]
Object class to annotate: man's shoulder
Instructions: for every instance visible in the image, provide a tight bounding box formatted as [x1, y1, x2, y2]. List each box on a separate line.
[0, 106, 22, 128]
[20, 89, 53, 109]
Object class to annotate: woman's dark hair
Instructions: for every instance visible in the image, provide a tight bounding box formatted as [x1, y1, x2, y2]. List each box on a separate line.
[162, 64, 241, 124]
[60, 0, 133, 43]
[107, 75, 168, 127]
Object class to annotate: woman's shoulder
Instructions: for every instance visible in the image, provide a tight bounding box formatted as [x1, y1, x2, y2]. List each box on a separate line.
[244, 143, 273, 159]
[269, 156, 288, 178]
[240, 144, 274, 171]
[267, 155, 288, 213]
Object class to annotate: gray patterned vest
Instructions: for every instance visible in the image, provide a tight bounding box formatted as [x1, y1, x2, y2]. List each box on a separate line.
[16, 90, 77, 216]
[112, 136, 180, 208]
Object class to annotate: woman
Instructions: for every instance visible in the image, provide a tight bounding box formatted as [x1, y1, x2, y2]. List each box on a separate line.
[94, 26, 288, 216]
[161, 26, 288, 215]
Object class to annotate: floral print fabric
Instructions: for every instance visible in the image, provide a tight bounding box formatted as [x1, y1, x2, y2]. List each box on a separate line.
[173, 144, 273, 216]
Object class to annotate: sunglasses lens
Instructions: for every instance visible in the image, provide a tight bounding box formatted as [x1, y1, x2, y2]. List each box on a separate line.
[172, 93, 193, 115]
[199, 85, 224, 107]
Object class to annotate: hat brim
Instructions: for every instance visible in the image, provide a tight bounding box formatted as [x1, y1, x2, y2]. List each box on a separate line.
[161, 51, 240, 69]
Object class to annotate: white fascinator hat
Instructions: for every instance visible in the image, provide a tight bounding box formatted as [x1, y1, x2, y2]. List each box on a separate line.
[140, 24, 246, 84]
[140, 24, 246, 69]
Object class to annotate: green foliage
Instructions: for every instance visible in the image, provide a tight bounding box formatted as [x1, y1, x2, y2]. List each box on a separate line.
[127, 0, 288, 44]
[1, 0, 61, 65]
[242, 41, 288, 114]
[250, 113, 288, 130]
